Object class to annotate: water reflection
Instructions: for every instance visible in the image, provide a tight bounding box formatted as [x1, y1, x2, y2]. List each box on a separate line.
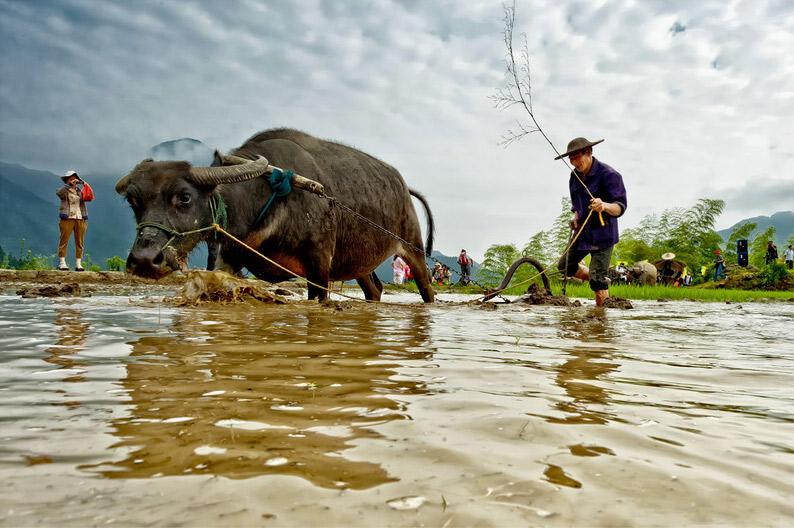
[85, 304, 433, 489]
[45, 307, 89, 384]
[531, 310, 622, 426]
[537, 310, 621, 488]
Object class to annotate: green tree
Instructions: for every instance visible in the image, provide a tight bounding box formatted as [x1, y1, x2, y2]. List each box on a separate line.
[476, 243, 520, 285]
[613, 229, 656, 264]
[549, 196, 573, 259]
[522, 230, 551, 268]
[750, 226, 776, 268]
[612, 198, 724, 275]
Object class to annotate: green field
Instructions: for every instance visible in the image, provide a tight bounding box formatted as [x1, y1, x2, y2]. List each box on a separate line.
[384, 281, 794, 302]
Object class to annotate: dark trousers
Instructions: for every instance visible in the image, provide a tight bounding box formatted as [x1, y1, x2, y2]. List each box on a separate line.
[557, 246, 613, 291]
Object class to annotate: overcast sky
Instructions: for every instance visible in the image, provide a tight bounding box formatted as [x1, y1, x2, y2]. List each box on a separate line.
[1, 0, 792, 260]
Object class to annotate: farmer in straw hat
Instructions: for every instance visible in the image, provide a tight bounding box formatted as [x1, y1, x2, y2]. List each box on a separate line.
[555, 137, 627, 306]
[659, 252, 677, 285]
[56, 170, 94, 271]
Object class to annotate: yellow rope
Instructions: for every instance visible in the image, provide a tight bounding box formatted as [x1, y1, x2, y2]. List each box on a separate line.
[208, 207, 596, 306]
[211, 224, 369, 303]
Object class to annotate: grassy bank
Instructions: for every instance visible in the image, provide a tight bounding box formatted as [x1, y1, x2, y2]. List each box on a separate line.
[382, 281, 794, 302]
[551, 282, 793, 302]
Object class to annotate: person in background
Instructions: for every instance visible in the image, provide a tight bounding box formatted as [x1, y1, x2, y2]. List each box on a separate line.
[432, 262, 444, 285]
[615, 261, 628, 283]
[785, 245, 793, 270]
[56, 170, 94, 271]
[713, 249, 725, 281]
[765, 241, 778, 265]
[442, 265, 451, 285]
[392, 254, 407, 284]
[457, 249, 472, 285]
[404, 263, 414, 283]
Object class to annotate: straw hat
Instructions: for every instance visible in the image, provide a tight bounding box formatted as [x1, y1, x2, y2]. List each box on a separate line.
[662, 252, 676, 260]
[554, 137, 604, 160]
[61, 170, 80, 182]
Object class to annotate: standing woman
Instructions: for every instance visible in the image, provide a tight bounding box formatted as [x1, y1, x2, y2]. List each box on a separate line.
[56, 170, 94, 271]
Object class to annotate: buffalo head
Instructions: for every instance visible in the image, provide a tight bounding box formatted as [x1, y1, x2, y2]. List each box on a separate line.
[116, 155, 269, 279]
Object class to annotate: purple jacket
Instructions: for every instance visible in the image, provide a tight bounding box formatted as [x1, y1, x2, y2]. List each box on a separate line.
[569, 157, 627, 251]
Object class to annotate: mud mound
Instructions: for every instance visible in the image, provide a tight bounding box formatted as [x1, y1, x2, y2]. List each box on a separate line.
[517, 284, 582, 306]
[175, 271, 287, 305]
[16, 283, 82, 298]
[602, 296, 633, 309]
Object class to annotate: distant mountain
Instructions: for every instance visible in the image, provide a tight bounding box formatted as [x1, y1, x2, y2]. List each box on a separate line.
[0, 161, 136, 265]
[717, 211, 793, 247]
[0, 169, 60, 257]
[148, 138, 214, 166]
[373, 250, 480, 284]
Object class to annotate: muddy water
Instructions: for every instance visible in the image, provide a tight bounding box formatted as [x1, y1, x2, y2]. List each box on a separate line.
[1, 293, 792, 527]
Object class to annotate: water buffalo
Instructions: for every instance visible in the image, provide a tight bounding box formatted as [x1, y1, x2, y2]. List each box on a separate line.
[115, 128, 435, 302]
[627, 261, 657, 285]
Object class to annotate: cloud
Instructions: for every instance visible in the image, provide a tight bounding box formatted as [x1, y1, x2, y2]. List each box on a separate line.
[1, 0, 793, 259]
[700, 178, 794, 228]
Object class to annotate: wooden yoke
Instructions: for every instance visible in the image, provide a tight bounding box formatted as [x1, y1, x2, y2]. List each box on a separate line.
[215, 152, 326, 196]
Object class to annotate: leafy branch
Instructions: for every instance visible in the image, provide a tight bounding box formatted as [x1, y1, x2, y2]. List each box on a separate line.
[490, 1, 566, 161]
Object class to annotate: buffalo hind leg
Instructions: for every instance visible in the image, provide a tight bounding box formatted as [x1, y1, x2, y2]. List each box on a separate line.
[401, 249, 435, 303]
[356, 271, 383, 301]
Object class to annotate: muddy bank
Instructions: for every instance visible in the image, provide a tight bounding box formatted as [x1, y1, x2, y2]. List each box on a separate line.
[0, 269, 307, 298]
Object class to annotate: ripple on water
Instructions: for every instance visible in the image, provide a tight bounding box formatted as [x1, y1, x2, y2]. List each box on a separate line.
[0, 294, 792, 526]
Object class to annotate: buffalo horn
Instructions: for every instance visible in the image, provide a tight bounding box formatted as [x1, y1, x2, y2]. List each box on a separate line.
[188, 156, 271, 185]
[215, 151, 254, 166]
[203, 152, 327, 195]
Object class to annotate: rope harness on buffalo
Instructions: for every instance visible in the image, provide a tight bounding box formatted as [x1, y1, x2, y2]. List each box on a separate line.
[134, 193, 228, 254]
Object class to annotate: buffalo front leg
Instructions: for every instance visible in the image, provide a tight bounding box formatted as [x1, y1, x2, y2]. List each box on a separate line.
[402, 250, 435, 303]
[206, 239, 220, 270]
[306, 265, 331, 301]
[356, 271, 383, 301]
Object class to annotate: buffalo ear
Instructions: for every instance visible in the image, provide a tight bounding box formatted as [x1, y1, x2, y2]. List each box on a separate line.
[116, 159, 154, 196]
[115, 175, 130, 196]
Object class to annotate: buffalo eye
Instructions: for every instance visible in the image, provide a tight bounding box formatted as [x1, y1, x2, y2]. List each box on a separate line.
[175, 192, 192, 206]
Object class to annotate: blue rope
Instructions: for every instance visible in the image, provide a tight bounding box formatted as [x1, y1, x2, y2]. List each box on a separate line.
[254, 168, 293, 225]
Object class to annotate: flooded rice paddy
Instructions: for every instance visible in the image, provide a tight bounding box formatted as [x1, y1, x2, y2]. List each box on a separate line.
[1, 291, 792, 527]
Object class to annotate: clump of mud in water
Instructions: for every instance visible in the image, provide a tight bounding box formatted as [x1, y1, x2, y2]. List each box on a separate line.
[16, 283, 82, 298]
[517, 284, 582, 307]
[320, 299, 356, 311]
[174, 270, 287, 305]
[602, 296, 633, 309]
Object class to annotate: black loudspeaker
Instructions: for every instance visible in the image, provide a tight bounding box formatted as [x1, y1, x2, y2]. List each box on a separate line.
[737, 239, 748, 267]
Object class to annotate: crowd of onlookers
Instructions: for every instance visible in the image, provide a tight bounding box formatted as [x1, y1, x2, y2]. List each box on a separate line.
[392, 249, 473, 286]
[392, 243, 793, 288]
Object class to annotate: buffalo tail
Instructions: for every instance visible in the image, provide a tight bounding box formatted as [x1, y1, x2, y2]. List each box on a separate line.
[409, 189, 434, 257]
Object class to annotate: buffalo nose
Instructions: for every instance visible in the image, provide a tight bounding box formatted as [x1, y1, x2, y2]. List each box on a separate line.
[126, 249, 166, 277]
